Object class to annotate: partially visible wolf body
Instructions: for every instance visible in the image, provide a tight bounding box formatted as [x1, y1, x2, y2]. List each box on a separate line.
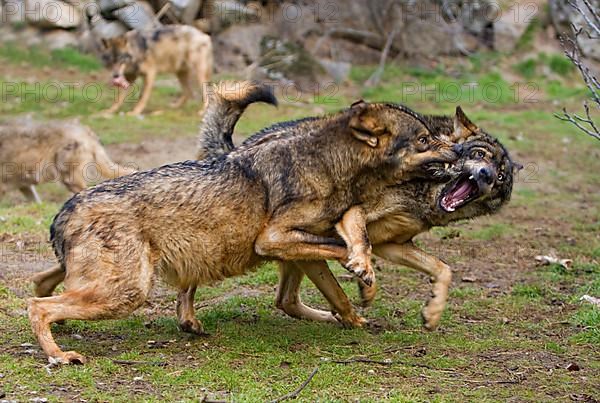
[192, 87, 518, 330]
[101, 25, 213, 116]
[28, 84, 459, 363]
[0, 119, 135, 203]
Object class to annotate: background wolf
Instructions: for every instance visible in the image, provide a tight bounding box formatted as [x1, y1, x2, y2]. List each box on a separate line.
[101, 25, 213, 116]
[0, 118, 135, 203]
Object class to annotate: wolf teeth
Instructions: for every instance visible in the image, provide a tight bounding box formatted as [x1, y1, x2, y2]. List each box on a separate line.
[469, 175, 474, 180]
[444, 163, 449, 169]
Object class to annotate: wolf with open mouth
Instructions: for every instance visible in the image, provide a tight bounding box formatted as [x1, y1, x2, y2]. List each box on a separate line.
[189, 87, 520, 330]
[297, 111, 521, 329]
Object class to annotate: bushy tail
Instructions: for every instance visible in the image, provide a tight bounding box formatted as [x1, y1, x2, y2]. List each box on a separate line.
[196, 81, 277, 160]
[93, 146, 136, 179]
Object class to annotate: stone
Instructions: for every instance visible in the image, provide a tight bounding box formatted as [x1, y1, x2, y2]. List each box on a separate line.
[24, 0, 81, 29]
[43, 29, 78, 49]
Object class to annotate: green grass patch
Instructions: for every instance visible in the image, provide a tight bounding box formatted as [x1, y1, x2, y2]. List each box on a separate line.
[466, 223, 514, 241]
[516, 18, 540, 51]
[511, 284, 544, 299]
[548, 54, 574, 76]
[514, 58, 537, 79]
[0, 42, 101, 72]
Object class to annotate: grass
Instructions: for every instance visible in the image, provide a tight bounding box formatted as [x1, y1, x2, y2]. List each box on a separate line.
[0, 42, 599, 401]
[0, 42, 102, 72]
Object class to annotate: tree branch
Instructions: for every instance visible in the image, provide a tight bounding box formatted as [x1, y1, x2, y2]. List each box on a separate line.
[270, 367, 319, 403]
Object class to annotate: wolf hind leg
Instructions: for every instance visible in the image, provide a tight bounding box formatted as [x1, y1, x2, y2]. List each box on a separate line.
[275, 261, 339, 324]
[32, 264, 65, 297]
[28, 245, 154, 364]
[171, 70, 193, 109]
[176, 286, 207, 335]
[277, 261, 367, 328]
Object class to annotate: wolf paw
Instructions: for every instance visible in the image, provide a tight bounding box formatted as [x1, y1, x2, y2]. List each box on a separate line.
[421, 307, 442, 331]
[344, 255, 375, 287]
[179, 319, 209, 336]
[357, 279, 377, 307]
[333, 311, 368, 328]
[51, 351, 86, 365]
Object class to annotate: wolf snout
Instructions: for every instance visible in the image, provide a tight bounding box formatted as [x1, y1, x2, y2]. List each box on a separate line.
[476, 166, 494, 185]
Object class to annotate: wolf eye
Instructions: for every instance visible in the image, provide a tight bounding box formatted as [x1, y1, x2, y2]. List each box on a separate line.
[472, 150, 485, 159]
[497, 173, 505, 181]
[418, 136, 428, 144]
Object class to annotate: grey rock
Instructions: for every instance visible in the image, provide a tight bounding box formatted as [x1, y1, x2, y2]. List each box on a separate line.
[24, 0, 81, 28]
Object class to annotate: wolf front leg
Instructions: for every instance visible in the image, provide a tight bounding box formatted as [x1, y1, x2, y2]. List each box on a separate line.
[19, 185, 42, 204]
[128, 69, 157, 116]
[103, 85, 131, 115]
[255, 224, 348, 263]
[372, 241, 452, 330]
[335, 206, 375, 286]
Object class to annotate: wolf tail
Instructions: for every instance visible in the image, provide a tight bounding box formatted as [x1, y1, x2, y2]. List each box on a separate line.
[196, 81, 277, 160]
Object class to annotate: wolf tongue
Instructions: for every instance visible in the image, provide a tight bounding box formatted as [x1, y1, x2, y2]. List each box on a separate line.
[451, 180, 471, 200]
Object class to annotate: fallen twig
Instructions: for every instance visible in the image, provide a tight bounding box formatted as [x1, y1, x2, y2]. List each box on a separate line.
[332, 357, 392, 366]
[112, 359, 167, 367]
[580, 294, 600, 307]
[534, 255, 573, 269]
[270, 367, 319, 403]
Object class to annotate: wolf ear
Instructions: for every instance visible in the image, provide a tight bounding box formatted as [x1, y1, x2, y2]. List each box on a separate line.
[349, 104, 386, 148]
[452, 106, 479, 142]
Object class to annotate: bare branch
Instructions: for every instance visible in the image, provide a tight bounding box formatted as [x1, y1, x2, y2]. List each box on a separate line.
[555, 108, 600, 141]
[555, 1, 600, 141]
[270, 367, 319, 403]
[568, 0, 600, 36]
[365, 24, 400, 87]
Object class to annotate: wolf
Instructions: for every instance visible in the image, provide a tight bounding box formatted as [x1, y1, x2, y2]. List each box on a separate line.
[100, 24, 213, 116]
[28, 82, 459, 364]
[189, 88, 519, 330]
[0, 118, 135, 203]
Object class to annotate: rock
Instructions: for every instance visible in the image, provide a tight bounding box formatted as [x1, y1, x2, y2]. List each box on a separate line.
[255, 36, 328, 91]
[42, 29, 78, 50]
[89, 18, 128, 39]
[98, 0, 135, 15]
[112, 1, 156, 30]
[24, 0, 81, 28]
[170, 0, 201, 25]
[1, 0, 27, 23]
[550, 0, 600, 60]
[494, 2, 539, 52]
[20, 26, 43, 46]
[213, 0, 259, 28]
[318, 59, 350, 83]
[214, 23, 272, 71]
[193, 17, 210, 33]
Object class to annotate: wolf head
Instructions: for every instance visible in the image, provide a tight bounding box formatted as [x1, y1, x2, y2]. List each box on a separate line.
[345, 101, 460, 182]
[423, 108, 519, 224]
[100, 35, 139, 90]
